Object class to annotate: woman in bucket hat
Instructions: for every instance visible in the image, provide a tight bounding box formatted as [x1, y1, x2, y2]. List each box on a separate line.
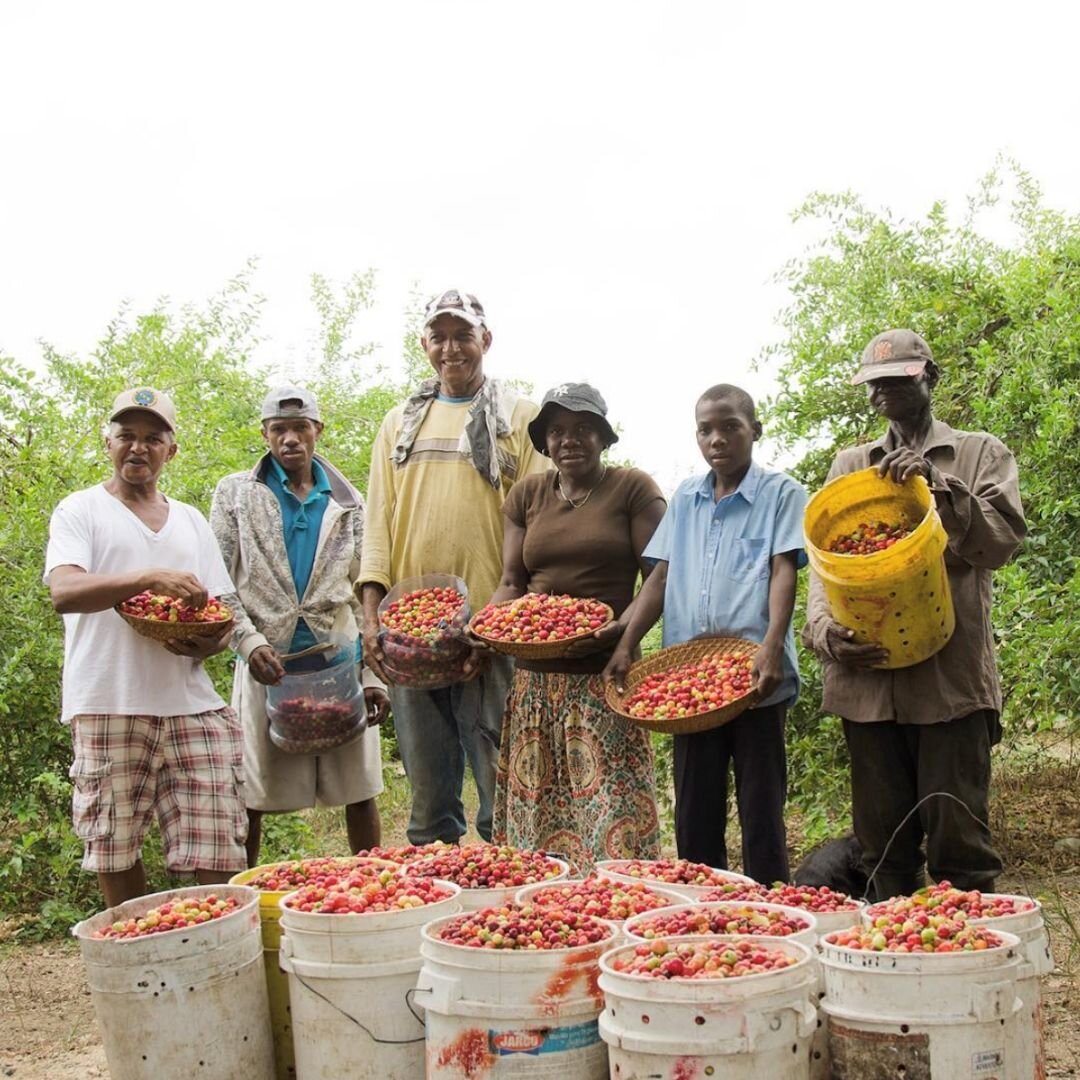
[484, 383, 666, 872]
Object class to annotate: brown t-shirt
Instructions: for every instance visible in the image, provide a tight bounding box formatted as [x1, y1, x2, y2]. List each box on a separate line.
[502, 466, 666, 673]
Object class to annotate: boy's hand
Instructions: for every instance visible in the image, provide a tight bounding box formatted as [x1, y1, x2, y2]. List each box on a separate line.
[561, 620, 624, 658]
[825, 621, 890, 667]
[602, 645, 634, 694]
[751, 640, 783, 700]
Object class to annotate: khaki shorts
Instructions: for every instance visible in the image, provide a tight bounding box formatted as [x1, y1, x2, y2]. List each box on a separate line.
[233, 664, 384, 812]
[69, 709, 248, 874]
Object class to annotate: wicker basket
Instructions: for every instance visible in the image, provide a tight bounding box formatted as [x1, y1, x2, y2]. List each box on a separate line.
[116, 608, 234, 642]
[468, 598, 616, 660]
[604, 636, 760, 735]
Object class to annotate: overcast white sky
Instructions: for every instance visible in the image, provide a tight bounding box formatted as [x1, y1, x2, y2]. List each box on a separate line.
[3, 1, 1079, 490]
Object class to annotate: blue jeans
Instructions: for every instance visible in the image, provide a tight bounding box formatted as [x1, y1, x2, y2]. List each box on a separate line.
[389, 654, 512, 844]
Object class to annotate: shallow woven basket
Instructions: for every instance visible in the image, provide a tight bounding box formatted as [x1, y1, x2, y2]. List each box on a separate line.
[116, 608, 234, 642]
[604, 636, 760, 735]
[468, 599, 616, 660]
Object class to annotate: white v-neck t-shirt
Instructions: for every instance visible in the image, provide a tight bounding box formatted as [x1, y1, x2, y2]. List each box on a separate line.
[44, 484, 235, 722]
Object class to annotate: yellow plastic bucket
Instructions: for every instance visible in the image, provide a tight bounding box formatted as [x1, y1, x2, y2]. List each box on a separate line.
[229, 864, 296, 1080]
[804, 468, 955, 668]
[229, 856, 400, 1080]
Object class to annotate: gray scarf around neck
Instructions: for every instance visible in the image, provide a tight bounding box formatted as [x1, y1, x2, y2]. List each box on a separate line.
[390, 377, 519, 490]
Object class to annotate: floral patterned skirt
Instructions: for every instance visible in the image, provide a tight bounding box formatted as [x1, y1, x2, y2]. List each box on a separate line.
[493, 668, 660, 874]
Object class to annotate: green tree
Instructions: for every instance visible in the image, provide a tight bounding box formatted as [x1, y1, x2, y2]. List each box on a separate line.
[761, 160, 1080, 837]
[0, 266, 409, 930]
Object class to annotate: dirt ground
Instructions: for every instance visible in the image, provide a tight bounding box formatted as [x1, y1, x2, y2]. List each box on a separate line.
[2, 757, 1079, 1078]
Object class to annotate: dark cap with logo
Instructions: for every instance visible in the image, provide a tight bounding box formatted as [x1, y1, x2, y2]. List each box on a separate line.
[528, 382, 619, 454]
[851, 329, 934, 386]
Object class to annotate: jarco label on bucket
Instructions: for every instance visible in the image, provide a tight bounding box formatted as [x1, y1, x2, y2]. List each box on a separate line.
[972, 1048, 1005, 1077]
[490, 1020, 600, 1058]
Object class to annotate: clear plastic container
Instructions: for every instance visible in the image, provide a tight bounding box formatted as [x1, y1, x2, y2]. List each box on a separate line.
[266, 652, 366, 754]
[377, 574, 472, 690]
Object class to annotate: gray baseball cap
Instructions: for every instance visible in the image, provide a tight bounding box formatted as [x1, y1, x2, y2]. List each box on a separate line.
[260, 385, 321, 422]
[852, 329, 934, 386]
[528, 382, 619, 454]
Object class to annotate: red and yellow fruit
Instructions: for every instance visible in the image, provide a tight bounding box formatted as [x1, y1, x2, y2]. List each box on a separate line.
[472, 593, 610, 644]
[93, 894, 239, 939]
[613, 938, 799, 979]
[623, 654, 753, 720]
[435, 903, 612, 950]
[119, 591, 231, 624]
[828, 521, 912, 555]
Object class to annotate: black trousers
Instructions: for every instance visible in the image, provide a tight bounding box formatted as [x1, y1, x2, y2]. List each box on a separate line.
[844, 709, 1003, 902]
[673, 703, 789, 884]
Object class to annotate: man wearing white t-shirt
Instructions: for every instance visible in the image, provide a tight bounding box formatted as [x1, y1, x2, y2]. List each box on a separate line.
[45, 387, 245, 907]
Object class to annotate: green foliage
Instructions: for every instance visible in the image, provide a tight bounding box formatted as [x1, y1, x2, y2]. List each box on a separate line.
[762, 158, 1080, 837]
[0, 267, 413, 926]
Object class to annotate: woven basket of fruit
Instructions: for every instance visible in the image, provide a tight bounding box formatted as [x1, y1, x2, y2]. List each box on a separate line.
[468, 593, 616, 660]
[604, 636, 759, 735]
[115, 591, 234, 642]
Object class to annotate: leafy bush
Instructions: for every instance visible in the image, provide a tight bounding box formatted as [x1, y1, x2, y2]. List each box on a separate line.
[763, 159, 1080, 839]
[0, 268, 408, 930]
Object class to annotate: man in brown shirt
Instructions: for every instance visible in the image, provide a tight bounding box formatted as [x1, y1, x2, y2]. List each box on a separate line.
[804, 329, 1026, 899]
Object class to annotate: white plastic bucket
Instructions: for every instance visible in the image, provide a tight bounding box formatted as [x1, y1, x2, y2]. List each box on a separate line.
[595, 859, 755, 901]
[819, 929, 1025, 1079]
[409, 855, 570, 912]
[973, 897, 1052, 1080]
[72, 884, 274, 1080]
[278, 881, 461, 1079]
[417, 912, 616, 1077]
[598, 934, 818, 1079]
[861, 892, 1051, 1080]
[622, 901, 818, 952]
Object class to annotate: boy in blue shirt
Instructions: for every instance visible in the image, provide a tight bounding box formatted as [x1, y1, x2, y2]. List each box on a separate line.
[604, 385, 807, 883]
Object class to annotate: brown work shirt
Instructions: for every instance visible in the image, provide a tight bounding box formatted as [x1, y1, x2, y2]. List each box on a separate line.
[503, 466, 666, 674]
[803, 418, 1026, 724]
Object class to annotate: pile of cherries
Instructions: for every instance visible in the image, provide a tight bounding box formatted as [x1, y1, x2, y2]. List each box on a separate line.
[94, 894, 239, 939]
[245, 856, 388, 891]
[119, 591, 231, 625]
[828, 917, 1004, 953]
[354, 842, 456, 864]
[629, 903, 811, 940]
[604, 858, 742, 888]
[701, 882, 861, 913]
[828, 520, 912, 555]
[381, 586, 466, 643]
[866, 881, 1034, 925]
[524, 877, 676, 922]
[471, 593, 611, 645]
[622, 654, 754, 721]
[435, 903, 612, 950]
[409, 844, 564, 889]
[613, 938, 799, 980]
[283, 866, 453, 914]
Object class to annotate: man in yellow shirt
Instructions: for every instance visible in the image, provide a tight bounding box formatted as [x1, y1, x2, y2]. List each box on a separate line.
[360, 289, 547, 844]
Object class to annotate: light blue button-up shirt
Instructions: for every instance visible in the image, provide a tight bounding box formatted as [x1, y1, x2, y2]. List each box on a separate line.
[644, 460, 808, 708]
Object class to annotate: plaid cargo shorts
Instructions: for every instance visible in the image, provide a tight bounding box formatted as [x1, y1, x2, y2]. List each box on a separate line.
[69, 708, 248, 874]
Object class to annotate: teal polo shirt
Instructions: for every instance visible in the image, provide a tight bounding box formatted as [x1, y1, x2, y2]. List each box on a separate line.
[264, 456, 332, 653]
